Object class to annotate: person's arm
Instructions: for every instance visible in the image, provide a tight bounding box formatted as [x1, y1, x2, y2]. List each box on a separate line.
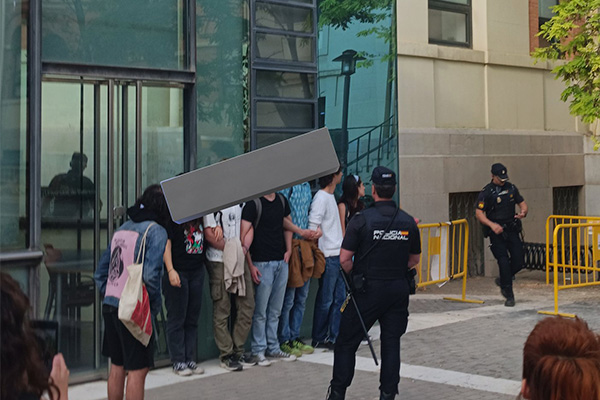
[163, 239, 181, 287]
[340, 248, 355, 273]
[283, 216, 317, 239]
[143, 227, 168, 316]
[205, 226, 225, 251]
[94, 245, 111, 295]
[408, 254, 421, 269]
[516, 200, 528, 219]
[240, 219, 261, 284]
[476, 209, 503, 235]
[283, 229, 293, 263]
[338, 203, 347, 236]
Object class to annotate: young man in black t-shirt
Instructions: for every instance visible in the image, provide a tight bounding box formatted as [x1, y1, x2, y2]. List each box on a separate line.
[240, 192, 305, 366]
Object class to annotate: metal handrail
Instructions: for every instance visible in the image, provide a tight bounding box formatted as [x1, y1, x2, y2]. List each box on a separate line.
[346, 116, 396, 174]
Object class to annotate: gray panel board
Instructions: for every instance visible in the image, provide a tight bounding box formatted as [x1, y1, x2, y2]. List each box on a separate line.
[161, 128, 339, 223]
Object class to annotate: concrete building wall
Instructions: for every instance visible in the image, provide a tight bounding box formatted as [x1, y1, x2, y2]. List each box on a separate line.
[396, 0, 599, 275]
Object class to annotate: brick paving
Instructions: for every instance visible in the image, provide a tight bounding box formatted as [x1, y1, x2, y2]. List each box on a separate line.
[70, 271, 600, 400]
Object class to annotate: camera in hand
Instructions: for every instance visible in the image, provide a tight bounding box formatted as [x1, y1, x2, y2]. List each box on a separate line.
[407, 268, 417, 295]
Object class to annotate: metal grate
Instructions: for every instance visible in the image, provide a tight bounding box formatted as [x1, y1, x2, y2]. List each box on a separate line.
[449, 192, 484, 276]
[552, 186, 580, 216]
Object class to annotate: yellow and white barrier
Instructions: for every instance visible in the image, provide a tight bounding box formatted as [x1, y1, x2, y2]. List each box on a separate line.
[416, 219, 483, 304]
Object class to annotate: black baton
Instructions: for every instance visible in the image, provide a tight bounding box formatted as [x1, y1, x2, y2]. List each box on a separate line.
[339, 267, 379, 366]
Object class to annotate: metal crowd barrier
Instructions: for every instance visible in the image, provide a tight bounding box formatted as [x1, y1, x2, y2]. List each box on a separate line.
[545, 215, 600, 284]
[539, 217, 600, 318]
[416, 219, 483, 304]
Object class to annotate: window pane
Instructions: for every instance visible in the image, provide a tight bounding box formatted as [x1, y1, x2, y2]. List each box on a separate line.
[256, 71, 315, 99]
[539, 0, 558, 20]
[256, 33, 314, 62]
[256, 101, 313, 128]
[42, 0, 186, 70]
[256, 2, 313, 33]
[1, 0, 28, 251]
[429, 9, 467, 44]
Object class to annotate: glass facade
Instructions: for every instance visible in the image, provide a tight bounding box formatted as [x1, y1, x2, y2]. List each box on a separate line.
[196, 0, 249, 166]
[1, 0, 28, 251]
[41, 0, 187, 70]
[0, 0, 399, 380]
[318, 2, 398, 193]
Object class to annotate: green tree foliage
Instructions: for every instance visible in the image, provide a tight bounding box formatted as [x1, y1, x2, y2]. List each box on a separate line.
[533, 0, 600, 150]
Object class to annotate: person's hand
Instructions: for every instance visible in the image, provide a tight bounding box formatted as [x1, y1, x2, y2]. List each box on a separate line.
[314, 227, 323, 240]
[284, 249, 292, 263]
[168, 269, 181, 287]
[250, 264, 261, 285]
[49, 353, 69, 400]
[515, 210, 527, 219]
[491, 223, 504, 235]
[213, 226, 223, 241]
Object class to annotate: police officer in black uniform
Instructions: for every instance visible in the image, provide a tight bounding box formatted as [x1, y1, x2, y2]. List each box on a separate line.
[476, 163, 528, 307]
[326, 166, 421, 400]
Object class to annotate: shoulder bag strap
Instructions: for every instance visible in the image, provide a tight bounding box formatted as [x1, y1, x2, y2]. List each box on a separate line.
[135, 222, 156, 264]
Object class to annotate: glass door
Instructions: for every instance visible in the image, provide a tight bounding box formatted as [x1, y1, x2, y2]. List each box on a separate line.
[40, 77, 184, 375]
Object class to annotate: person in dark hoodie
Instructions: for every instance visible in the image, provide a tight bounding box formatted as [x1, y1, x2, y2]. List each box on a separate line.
[94, 184, 169, 400]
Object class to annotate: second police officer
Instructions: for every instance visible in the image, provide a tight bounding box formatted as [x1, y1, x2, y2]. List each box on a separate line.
[475, 163, 528, 307]
[326, 166, 421, 400]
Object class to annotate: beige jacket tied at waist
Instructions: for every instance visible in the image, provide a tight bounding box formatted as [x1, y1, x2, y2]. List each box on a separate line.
[288, 239, 325, 288]
[223, 237, 246, 296]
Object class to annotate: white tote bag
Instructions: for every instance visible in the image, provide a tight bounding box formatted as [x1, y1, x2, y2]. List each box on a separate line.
[118, 223, 155, 346]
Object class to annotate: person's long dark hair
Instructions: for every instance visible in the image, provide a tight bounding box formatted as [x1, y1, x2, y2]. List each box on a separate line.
[1, 273, 60, 400]
[338, 175, 364, 219]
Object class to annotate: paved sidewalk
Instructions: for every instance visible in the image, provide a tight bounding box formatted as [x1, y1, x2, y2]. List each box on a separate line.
[70, 271, 600, 400]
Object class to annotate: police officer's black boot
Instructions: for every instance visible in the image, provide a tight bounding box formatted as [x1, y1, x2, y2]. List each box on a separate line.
[501, 286, 515, 307]
[380, 391, 396, 400]
[326, 386, 345, 400]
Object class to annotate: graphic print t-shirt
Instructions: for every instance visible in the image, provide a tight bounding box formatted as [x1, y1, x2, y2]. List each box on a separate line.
[105, 229, 140, 300]
[168, 220, 205, 271]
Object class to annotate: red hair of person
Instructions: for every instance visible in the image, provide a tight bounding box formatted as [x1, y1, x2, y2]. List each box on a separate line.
[521, 316, 600, 400]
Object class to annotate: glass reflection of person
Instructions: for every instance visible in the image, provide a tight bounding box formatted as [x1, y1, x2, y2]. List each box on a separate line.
[42, 152, 96, 219]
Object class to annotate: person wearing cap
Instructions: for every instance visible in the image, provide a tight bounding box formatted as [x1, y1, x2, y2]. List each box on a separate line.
[326, 166, 421, 400]
[475, 163, 528, 307]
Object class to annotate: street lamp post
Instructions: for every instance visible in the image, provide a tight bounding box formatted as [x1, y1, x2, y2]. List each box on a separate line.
[333, 49, 364, 169]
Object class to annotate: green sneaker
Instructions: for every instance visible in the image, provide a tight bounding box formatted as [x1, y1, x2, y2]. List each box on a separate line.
[281, 341, 302, 357]
[292, 338, 314, 354]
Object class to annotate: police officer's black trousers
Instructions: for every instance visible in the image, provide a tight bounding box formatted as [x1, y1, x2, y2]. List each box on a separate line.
[489, 230, 524, 289]
[330, 278, 409, 396]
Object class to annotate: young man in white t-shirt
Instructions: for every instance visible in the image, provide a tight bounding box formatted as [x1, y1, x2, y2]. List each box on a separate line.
[309, 167, 344, 349]
[204, 205, 255, 371]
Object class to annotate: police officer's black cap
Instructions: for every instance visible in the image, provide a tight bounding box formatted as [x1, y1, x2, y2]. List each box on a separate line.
[371, 166, 396, 185]
[491, 163, 509, 181]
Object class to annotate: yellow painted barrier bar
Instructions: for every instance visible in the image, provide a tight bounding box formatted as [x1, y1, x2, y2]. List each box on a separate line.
[539, 221, 600, 318]
[545, 215, 600, 284]
[415, 219, 483, 304]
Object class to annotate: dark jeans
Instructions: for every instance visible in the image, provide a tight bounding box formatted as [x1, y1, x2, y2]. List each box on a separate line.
[489, 230, 524, 289]
[331, 278, 409, 395]
[162, 267, 205, 363]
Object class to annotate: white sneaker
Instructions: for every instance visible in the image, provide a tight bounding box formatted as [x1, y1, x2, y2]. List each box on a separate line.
[173, 362, 192, 376]
[187, 361, 205, 375]
[265, 349, 297, 362]
[256, 353, 272, 367]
